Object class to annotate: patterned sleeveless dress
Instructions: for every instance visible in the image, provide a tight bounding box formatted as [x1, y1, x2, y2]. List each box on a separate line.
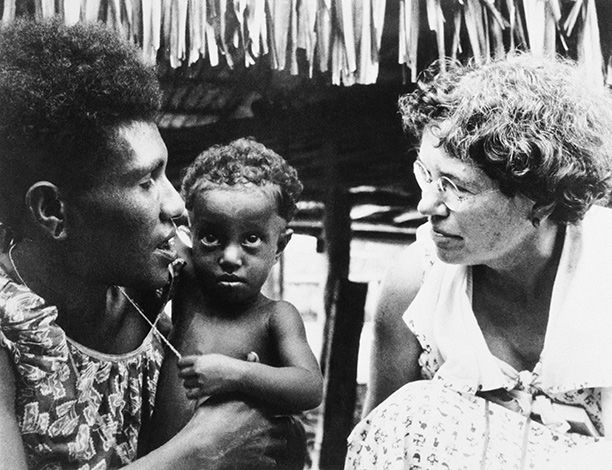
[0, 266, 166, 469]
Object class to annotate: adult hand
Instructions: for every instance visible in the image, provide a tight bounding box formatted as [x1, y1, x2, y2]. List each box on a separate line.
[170, 396, 303, 470]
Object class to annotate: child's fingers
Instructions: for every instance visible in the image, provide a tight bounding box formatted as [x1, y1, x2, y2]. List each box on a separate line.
[246, 351, 260, 363]
[178, 368, 197, 379]
[175, 224, 193, 249]
[177, 356, 196, 368]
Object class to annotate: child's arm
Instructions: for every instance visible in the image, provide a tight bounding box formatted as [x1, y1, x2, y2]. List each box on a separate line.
[238, 301, 323, 412]
[178, 302, 323, 414]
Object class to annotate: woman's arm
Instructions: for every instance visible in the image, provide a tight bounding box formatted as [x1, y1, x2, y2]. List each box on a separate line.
[127, 398, 291, 469]
[0, 349, 28, 469]
[361, 242, 427, 417]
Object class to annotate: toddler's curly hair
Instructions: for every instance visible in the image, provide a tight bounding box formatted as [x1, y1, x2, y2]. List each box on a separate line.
[399, 53, 612, 224]
[182, 138, 303, 221]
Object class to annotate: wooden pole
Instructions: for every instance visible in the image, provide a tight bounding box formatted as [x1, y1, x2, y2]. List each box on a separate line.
[317, 278, 367, 470]
[316, 158, 368, 469]
[319, 177, 351, 375]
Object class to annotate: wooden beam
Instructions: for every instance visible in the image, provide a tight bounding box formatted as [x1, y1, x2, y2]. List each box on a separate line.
[316, 150, 367, 469]
[317, 279, 367, 470]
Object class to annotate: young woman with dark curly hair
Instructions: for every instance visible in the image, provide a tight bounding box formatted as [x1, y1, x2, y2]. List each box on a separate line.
[0, 19, 292, 470]
[347, 54, 612, 469]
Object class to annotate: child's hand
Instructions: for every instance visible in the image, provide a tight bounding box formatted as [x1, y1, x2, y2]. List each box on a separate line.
[172, 224, 196, 277]
[178, 354, 243, 399]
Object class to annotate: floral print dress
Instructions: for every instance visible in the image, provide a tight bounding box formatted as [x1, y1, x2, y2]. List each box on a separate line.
[0, 266, 166, 469]
[346, 380, 612, 470]
[346, 206, 612, 469]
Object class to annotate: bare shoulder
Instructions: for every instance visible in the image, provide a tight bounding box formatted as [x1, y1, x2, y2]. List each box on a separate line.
[267, 299, 299, 315]
[374, 240, 429, 325]
[0, 348, 16, 403]
[266, 299, 303, 327]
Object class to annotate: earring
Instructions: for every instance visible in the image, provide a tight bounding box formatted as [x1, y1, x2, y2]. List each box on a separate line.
[0, 223, 13, 253]
[53, 223, 65, 239]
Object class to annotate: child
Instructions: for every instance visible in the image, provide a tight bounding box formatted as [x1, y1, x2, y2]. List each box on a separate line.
[146, 138, 323, 460]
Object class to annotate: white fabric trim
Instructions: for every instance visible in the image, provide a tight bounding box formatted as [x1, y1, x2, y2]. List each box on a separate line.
[404, 205, 612, 394]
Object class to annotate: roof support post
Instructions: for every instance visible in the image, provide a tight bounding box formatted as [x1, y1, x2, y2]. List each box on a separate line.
[316, 158, 367, 469]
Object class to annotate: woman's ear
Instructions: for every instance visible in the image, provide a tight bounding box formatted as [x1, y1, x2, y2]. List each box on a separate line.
[530, 201, 556, 228]
[24, 182, 67, 240]
[275, 228, 293, 261]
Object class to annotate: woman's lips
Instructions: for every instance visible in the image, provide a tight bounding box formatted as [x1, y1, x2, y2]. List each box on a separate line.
[431, 227, 461, 239]
[155, 237, 178, 261]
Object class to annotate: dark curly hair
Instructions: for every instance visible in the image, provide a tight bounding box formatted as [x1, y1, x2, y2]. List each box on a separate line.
[0, 18, 161, 238]
[398, 53, 612, 224]
[181, 138, 303, 221]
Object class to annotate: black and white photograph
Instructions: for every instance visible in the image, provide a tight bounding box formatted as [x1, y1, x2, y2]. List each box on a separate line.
[1, 1, 612, 469]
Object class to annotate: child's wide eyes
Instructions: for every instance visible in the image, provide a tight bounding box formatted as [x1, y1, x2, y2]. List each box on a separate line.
[243, 234, 262, 247]
[199, 233, 220, 247]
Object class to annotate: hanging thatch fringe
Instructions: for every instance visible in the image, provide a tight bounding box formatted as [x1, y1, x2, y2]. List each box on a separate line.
[1, 0, 608, 86]
[399, 0, 607, 84]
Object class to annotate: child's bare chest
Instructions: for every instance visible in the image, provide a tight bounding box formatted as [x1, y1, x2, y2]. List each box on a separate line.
[172, 309, 277, 364]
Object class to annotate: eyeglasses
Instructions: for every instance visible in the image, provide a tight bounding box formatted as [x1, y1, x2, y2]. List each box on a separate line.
[412, 160, 496, 211]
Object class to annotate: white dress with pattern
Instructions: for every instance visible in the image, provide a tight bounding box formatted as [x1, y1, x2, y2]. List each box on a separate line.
[346, 206, 612, 470]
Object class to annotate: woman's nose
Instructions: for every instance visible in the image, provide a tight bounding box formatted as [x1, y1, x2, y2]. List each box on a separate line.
[416, 188, 449, 217]
[160, 175, 185, 221]
[219, 244, 242, 271]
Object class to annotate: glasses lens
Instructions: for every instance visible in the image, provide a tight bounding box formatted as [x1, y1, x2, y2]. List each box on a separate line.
[439, 177, 462, 209]
[413, 161, 430, 189]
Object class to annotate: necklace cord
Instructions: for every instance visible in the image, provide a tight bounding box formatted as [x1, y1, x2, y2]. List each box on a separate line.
[8, 242, 182, 360]
[8, 242, 27, 286]
[118, 287, 182, 359]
